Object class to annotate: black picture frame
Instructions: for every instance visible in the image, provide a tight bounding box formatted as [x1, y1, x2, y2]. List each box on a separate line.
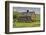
[5, 1, 45, 34]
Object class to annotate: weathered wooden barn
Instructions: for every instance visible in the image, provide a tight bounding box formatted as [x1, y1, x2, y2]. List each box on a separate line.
[17, 10, 36, 22]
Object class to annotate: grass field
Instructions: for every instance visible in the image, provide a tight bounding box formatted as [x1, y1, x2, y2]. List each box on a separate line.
[13, 20, 40, 28]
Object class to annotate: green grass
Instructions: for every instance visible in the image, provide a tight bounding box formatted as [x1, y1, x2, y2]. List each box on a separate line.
[13, 20, 40, 28]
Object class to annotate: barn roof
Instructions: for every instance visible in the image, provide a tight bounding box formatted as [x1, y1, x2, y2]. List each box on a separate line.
[19, 12, 35, 16]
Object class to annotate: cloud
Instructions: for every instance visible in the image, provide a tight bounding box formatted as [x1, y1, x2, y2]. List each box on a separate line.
[13, 7, 40, 14]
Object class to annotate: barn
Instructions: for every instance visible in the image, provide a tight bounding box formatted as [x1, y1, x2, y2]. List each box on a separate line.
[16, 10, 36, 22]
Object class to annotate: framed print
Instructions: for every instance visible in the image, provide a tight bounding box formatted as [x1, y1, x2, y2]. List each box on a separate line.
[5, 1, 45, 34]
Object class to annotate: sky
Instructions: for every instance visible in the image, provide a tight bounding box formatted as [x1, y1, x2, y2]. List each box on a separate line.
[13, 7, 40, 14]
